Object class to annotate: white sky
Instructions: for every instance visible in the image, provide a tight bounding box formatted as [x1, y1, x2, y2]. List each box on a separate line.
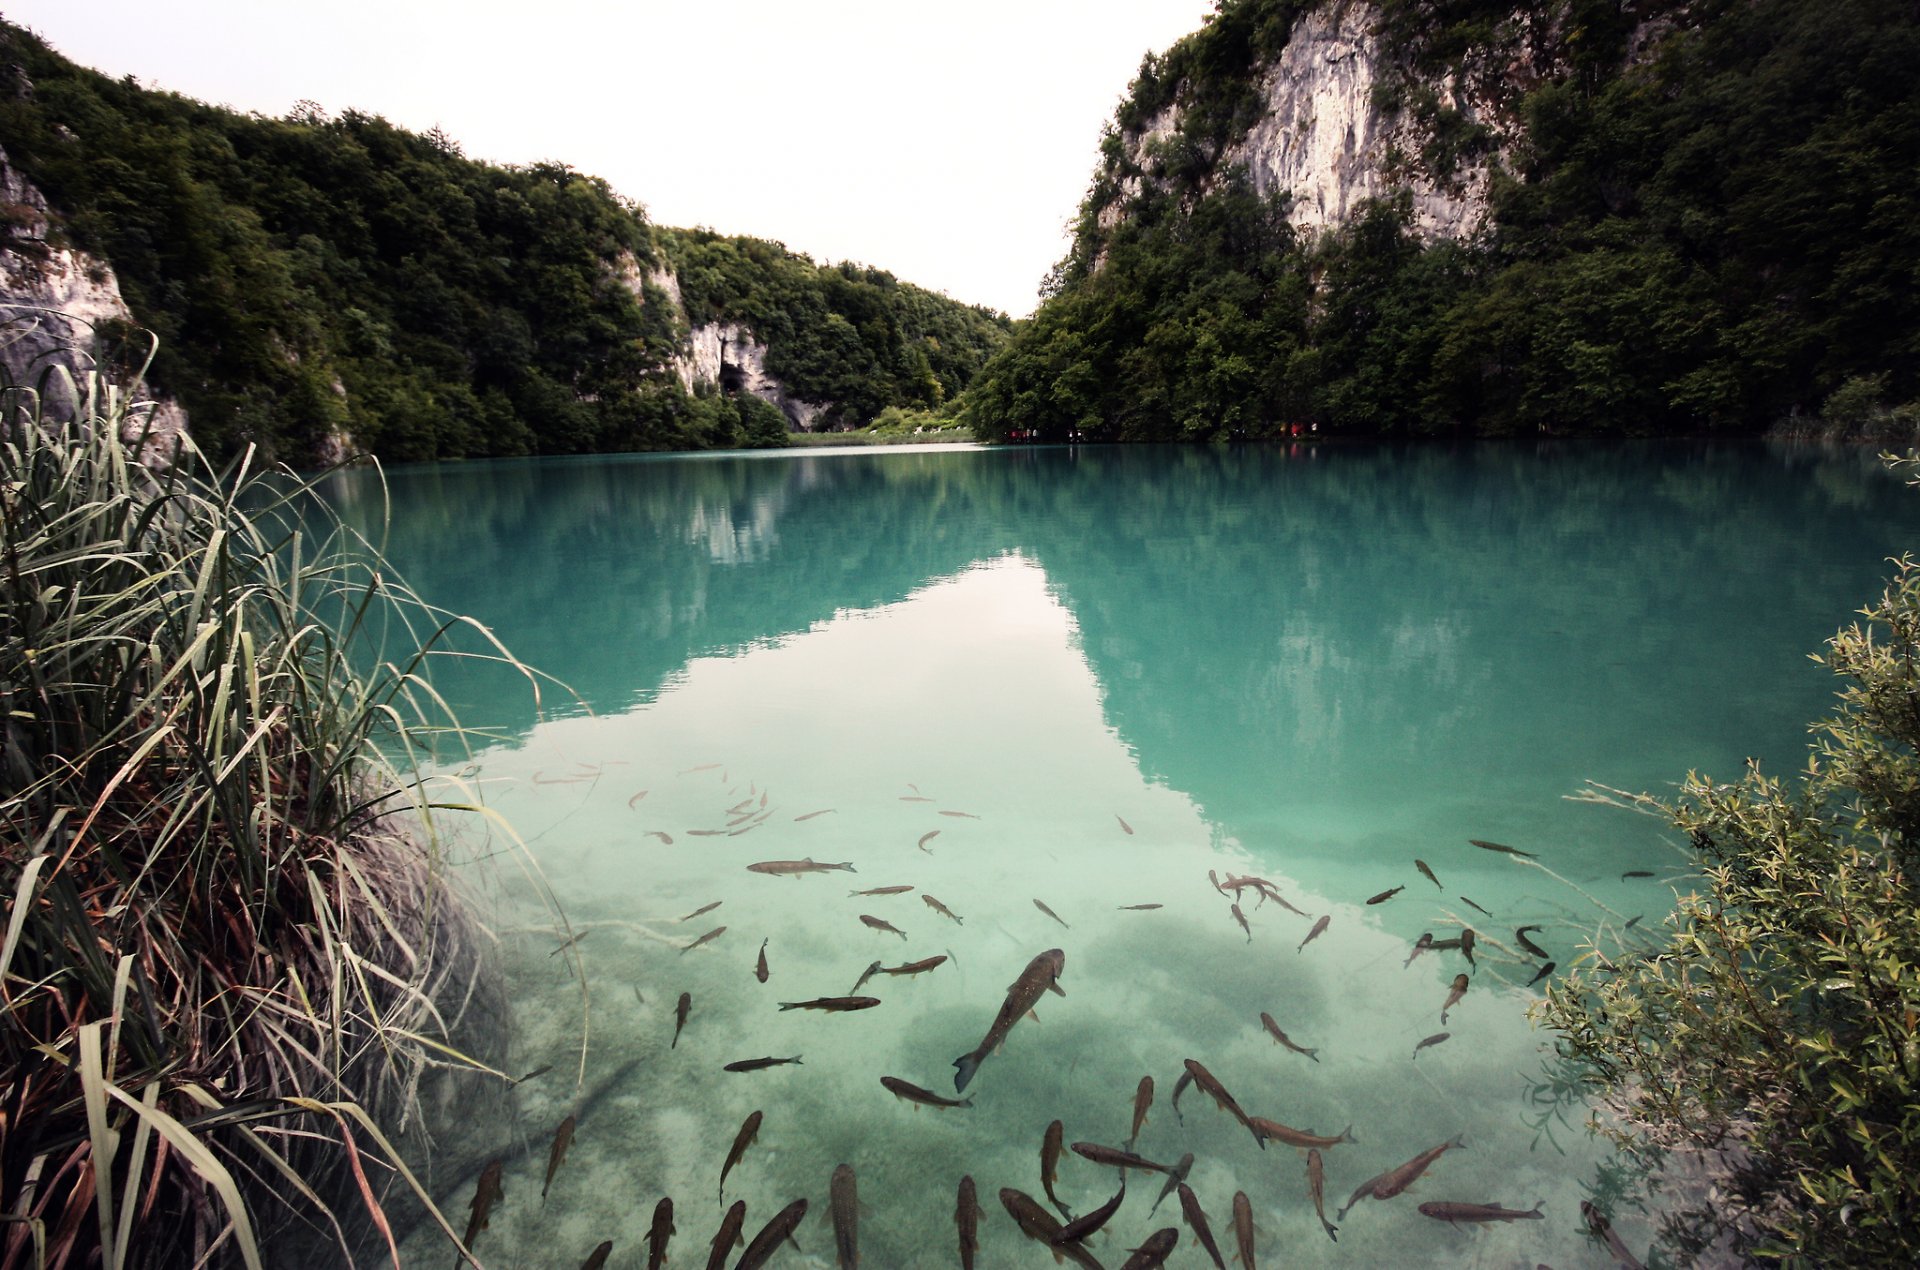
[7, 1, 1217, 317]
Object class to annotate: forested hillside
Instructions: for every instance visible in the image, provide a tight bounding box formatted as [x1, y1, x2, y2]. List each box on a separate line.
[0, 22, 1009, 463]
[967, 0, 1920, 442]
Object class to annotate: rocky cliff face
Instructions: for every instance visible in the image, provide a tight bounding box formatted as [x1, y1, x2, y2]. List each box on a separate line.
[0, 142, 187, 455]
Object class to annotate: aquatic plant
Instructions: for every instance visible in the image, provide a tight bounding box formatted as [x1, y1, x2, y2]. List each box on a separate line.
[0, 332, 521, 1266]
[1543, 457, 1920, 1265]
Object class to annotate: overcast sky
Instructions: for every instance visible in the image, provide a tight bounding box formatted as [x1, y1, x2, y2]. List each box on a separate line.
[8, 1, 1218, 317]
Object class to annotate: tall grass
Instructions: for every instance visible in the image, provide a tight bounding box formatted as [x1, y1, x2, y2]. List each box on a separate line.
[1, 328, 525, 1267]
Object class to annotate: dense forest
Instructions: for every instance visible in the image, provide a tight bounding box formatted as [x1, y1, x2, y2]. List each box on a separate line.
[966, 0, 1920, 442]
[0, 22, 1009, 464]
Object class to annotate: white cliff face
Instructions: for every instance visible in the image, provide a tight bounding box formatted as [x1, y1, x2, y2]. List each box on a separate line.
[0, 144, 188, 459]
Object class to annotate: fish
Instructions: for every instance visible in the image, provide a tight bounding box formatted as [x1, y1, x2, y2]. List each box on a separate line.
[956, 1176, 980, 1270]
[1073, 1141, 1181, 1174]
[461, 1159, 504, 1257]
[1000, 1188, 1102, 1270]
[940, 809, 981, 819]
[678, 901, 722, 923]
[1441, 973, 1469, 1024]
[793, 809, 835, 821]
[1120, 1227, 1180, 1268]
[1338, 1135, 1467, 1219]
[1169, 1068, 1193, 1124]
[849, 960, 882, 994]
[686, 829, 725, 837]
[1147, 1152, 1194, 1216]
[513, 1064, 553, 1086]
[1053, 1181, 1127, 1245]
[881, 1075, 973, 1109]
[1034, 898, 1070, 928]
[1622, 870, 1655, 879]
[917, 830, 941, 852]
[645, 830, 674, 845]
[1307, 1148, 1338, 1241]
[705, 1200, 747, 1270]
[755, 939, 769, 984]
[1460, 928, 1477, 966]
[719, 1111, 763, 1198]
[1366, 886, 1404, 904]
[1417, 1200, 1544, 1224]
[1459, 895, 1493, 917]
[682, 763, 722, 774]
[542, 1115, 576, 1201]
[1177, 1183, 1227, 1270]
[1514, 925, 1550, 958]
[1468, 838, 1537, 858]
[829, 1163, 859, 1270]
[1129, 1075, 1154, 1148]
[646, 1196, 674, 1270]
[1230, 902, 1252, 942]
[1259, 1013, 1319, 1063]
[1116, 814, 1134, 834]
[736, 1197, 808, 1269]
[680, 925, 726, 954]
[1208, 869, 1227, 896]
[1041, 1119, 1074, 1219]
[953, 948, 1066, 1092]
[550, 930, 591, 956]
[1297, 915, 1330, 952]
[1625, 914, 1645, 929]
[1528, 961, 1557, 986]
[1182, 1059, 1258, 1145]
[900, 795, 935, 802]
[628, 789, 650, 808]
[1404, 932, 1433, 968]
[1412, 1031, 1451, 1059]
[881, 955, 948, 977]
[778, 996, 881, 1012]
[747, 857, 856, 876]
[1415, 859, 1441, 889]
[860, 914, 908, 940]
[923, 894, 964, 924]
[1427, 936, 1463, 951]
[851, 885, 914, 897]
[1120, 903, 1164, 910]
[1247, 1117, 1354, 1151]
[724, 1055, 803, 1072]
[673, 992, 691, 1048]
[583, 1240, 613, 1270]
[1582, 1199, 1648, 1270]
[1232, 1191, 1259, 1266]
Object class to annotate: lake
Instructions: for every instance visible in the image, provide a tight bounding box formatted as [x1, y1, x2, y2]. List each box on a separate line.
[319, 440, 1920, 1268]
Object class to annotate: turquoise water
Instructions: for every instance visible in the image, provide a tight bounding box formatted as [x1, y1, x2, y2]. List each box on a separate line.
[321, 441, 1920, 1268]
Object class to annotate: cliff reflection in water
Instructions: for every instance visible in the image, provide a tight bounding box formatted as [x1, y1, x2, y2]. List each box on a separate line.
[322, 440, 1920, 864]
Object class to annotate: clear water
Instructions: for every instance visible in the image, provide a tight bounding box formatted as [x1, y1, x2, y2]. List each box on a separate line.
[318, 440, 1920, 1268]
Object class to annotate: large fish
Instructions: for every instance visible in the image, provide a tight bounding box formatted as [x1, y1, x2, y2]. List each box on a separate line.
[1177, 1183, 1227, 1270]
[645, 1197, 674, 1270]
[1258, 1012, 1319, 1063]
[1054, 1181, 1127, 1245]
[1248, 1116, 1354, 1151]
[1459, 928, 1477, 967]
[1232, 1190, 1257, 1265]
[542, 1115, 576, 1201]
[1403, 932, 1433, 969]
[859, 914, 908, 940]
[1042, 1119, 1075, 1219]
[953, 948, 1066, 1092]
[1181, 1060, 1258, 1145]
[1120, 1227, 1180, 1268]
[830, 1164, 859, 1269]
[1338, 1135, 1466, 1219]
[461, 1159, 504, 1258]
[881, 1075, 973, 1109]
[736, 1198, 808, 1269]
[777, 996, 881, 1012]
[1072, 1141, 1180, 1175]
[719, 1110, 763, 1198]
[705, 1200, 746, 1270]
[999, 1189, 1102, 1270]
[582, 1240, 613, 1270]
[955, 1176, 980, 1270]
[1514, 925, 1551, 959]
[1129, 1075, 1154, 1148]
[1440, 973, 1469, 1024]
[746, 858, 856, 876]
[1417, 1200, 1543, 1225]
[1306, 1149, 1337, 1242]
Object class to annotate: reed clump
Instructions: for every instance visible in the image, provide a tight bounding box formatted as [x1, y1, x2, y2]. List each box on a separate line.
[1, 335, 514, 1267]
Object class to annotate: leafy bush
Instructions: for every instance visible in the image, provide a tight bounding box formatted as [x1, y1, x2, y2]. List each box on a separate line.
[1543, 459, 1920, 1264]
